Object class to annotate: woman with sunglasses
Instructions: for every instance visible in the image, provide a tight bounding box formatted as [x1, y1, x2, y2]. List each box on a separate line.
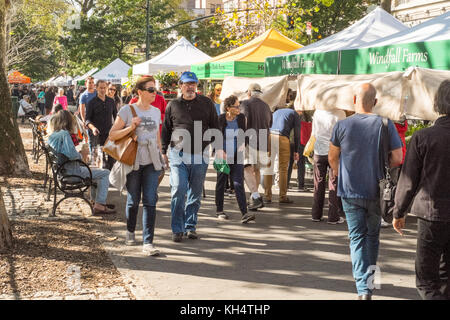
[107, 84, 122, 111]
[215, 95, 251, 222]
[208, 83, 222, 116]
[109, 75, 165, 256]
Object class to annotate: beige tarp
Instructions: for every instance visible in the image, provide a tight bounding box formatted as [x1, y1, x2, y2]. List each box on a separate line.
[219, 75, 289, 112]
[294, 67, 450, 121]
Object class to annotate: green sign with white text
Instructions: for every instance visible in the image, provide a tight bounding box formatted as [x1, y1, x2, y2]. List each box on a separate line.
[264, 51, 339, 76]
[191, 61, 265, 79]
[340, 39, 450, 74]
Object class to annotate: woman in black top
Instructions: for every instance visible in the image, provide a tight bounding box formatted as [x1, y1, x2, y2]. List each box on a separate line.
[215, 95, 253, 223]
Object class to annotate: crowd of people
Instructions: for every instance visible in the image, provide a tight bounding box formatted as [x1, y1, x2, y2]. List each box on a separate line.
[12, 72, 449, 300]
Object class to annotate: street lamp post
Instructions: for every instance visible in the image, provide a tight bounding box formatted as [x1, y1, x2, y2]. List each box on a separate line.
[146, 0, 151, 60]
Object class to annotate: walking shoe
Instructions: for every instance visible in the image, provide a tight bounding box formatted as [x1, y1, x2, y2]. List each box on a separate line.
[172, 232, 183, 242]
[241, 213, 256, 224]
[142, 243, 160, 256]
[357, 294, 372, 300]
[380, 220, 391, 228]
[296, 187, 310, 192]
[216, 212, 229, 220]
[125, 231, 136, 246]
[279, 197, 294, 204]
[312, 218, 323, 222]
[185, 230, 198, 239]
[248, 196, 264, 210]
[263, 197, 272, 203]
[327, 217, 346, 225]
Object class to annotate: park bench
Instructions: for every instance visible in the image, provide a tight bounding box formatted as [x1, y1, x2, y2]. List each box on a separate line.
[42, 144, 95, 217]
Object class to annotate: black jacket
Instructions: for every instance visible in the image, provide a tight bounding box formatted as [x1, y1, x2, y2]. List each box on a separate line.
[240, 96, 272, 150]
[161, 94, 219, 155]
[393, 116, 450, 222]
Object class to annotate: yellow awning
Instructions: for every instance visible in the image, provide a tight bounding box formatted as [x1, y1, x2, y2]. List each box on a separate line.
[209, 29, 302, 63]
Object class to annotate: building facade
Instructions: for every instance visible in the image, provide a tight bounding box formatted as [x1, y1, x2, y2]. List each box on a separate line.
[391, 0, 450, 26]
[182, 0, 223, 16]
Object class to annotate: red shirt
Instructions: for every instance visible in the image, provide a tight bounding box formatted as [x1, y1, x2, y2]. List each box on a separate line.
[129, 94, 167, 133]
[300, 121, 312, 146]
[394, 120, 408, 164]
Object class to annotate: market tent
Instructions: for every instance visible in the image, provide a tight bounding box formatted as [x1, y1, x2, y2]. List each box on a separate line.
[219, 75, 289, 112]
[74, 67, 99, 85]
[340, 11, 450, 74]
[192, 28, 302, 79]
[44, 76, 56, 86]
[93, 58, 130, 84]
[54, 75, 73, 87]
[132, 37, 211, 75]
[293, 67, 450, 121]
[8, 71, 31, 84]
[265, 7, 408, 76]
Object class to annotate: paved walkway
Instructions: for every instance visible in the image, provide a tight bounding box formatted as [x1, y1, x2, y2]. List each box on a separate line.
[103, 168, 420, 300]
[5, 126, 420, 300]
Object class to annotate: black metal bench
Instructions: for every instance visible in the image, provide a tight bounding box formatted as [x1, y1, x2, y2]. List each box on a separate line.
[43, 144, 95, 217]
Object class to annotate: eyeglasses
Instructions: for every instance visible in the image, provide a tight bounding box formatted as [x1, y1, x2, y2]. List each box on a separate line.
[143, 87, 156, 93]
[182, 82, 197, 87]
[109, 88, 116, 91]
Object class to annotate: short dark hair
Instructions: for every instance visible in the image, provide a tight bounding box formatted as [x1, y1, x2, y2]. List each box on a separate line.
[224, 95, 239, 110]
[96, 80, 107, 87]
[434, 79, 450, 115]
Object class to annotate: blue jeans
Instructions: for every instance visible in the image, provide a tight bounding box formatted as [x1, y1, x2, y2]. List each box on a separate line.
[169, 149, 208, 234]
[126, 164, 161, 244]
[79, 167, 110, 204]
[341, 198, 381, 296]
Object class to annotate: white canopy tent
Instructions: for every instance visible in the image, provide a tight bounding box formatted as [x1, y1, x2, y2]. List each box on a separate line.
[132, 37, 211, 75]
[265, 7, 408, 76]
[361, 11, 450, 48]
[73, 67, 99, 84]
[278, 7, 408, 56]
[93, 58, 131, 84]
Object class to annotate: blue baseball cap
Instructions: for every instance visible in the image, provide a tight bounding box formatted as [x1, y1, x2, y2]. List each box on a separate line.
[180, 71, 199, 83]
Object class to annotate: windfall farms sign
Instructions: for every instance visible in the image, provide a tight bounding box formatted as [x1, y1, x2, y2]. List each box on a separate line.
[340, 39, 450, 74]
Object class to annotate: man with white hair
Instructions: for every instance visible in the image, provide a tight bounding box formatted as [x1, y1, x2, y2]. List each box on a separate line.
[240, 83, 272, 216]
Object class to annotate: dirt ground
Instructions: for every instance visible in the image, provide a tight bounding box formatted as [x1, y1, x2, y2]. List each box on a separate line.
[0, 122, 134, 299]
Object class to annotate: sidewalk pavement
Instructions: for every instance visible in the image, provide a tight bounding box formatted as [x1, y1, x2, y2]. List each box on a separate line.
[102, 168, 420, 300]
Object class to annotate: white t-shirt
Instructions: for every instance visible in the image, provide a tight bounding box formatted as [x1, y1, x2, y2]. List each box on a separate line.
[312, 109, 346, 156]
[118, 104, 161, 167]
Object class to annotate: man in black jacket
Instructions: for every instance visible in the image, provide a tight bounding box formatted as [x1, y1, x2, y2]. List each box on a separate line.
[161, 71, 219, 242]
[393, 80, 450, 300]
[85, 80, 117, 169]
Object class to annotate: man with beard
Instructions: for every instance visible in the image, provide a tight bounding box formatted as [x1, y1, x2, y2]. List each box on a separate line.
[161, 72, 219, 243]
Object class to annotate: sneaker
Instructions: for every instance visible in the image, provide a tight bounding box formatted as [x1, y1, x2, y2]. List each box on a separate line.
[241, 213, 256, 224]
[125, 231, 136, 246]
[262, 197, 272, 203]
[172, 232, 183, 242]
[142, 243, 160, 256]
[248, 196, 264, 210]
[216, 212, 229, 220]
[296, 187, 310, 192]
[327, 217, 346, 225]
[185, 230, 198, 239]
[312, 218, 323, 222]
[380, 220, 391, 228]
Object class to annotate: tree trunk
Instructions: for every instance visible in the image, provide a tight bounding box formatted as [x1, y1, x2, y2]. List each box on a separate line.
[0, 187, 12, 250]
[380, 0, 392, 13]
[0, 0, 30, 176]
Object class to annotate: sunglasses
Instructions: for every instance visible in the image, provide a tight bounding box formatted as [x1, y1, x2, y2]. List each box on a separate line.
[109, 88, 116, 91]
[143, 87, 156, 93]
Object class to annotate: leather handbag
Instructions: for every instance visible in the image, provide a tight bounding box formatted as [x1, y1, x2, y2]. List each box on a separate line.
[103, 105, 138, 166]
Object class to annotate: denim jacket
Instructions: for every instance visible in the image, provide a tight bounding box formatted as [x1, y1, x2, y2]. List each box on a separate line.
[47, 130, 82, 176]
